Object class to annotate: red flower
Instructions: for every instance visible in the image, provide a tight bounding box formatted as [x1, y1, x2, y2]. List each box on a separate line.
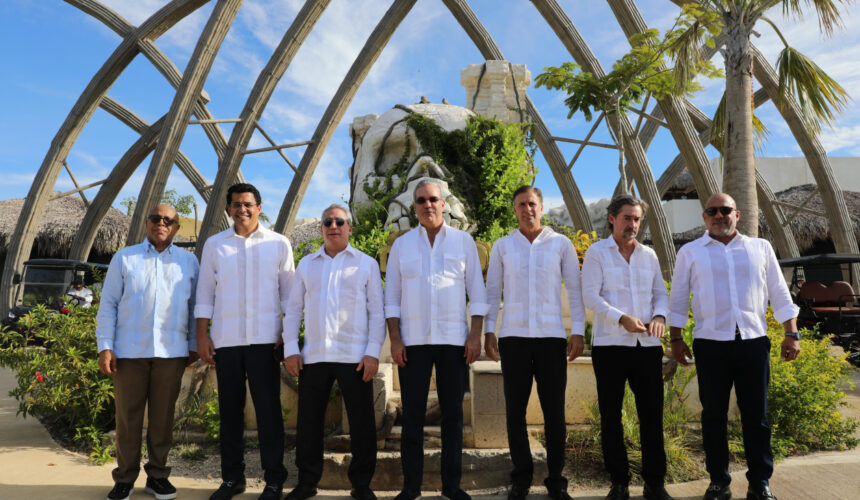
[60, 307, 70, 314]
[35, 371, 44, 383]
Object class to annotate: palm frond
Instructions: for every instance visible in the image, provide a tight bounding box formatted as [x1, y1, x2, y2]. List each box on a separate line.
[775, 45, 851, 135]
[781, 0, 851, 35]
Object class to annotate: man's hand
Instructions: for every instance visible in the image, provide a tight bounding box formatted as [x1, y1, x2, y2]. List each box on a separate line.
[620, 314, 647, 333]
[464, 332, 481, 364]
[186, 351, 199, 367]
[567, 335, 584, 361]
[390, 337, 407, 367]
[98, 349, 117, 375]
[283, 354, 303, 377]
[356, 355, 379, 382]
[781, 336, 801, 362]
[484, 333, 500, 362]
[197, 332, 216, 365]
[670, 339, 693, 366]
[647, 316, 666, 338]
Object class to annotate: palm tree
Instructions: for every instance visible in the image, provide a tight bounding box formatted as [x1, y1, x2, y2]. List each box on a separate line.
[688, 0, 851, 236]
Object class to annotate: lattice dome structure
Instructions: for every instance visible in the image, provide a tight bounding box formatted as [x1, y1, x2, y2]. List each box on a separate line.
[3, 0, 858, 315]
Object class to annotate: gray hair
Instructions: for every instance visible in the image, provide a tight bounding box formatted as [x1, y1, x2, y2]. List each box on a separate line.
[412, 178, 443, 202]
[320, 203, 353, 225]
[606, 195, 648, 230]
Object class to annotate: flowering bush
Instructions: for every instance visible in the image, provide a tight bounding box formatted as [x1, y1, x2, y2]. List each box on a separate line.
[0, 302, 115, 458]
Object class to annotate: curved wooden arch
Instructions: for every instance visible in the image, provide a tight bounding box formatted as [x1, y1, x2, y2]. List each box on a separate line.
[196, 0, 330, 253]
[0, 0, 210, 315]
[273, 0, 420, 235]
[528, 0, 675, 276]
[127, 0, 242, 245]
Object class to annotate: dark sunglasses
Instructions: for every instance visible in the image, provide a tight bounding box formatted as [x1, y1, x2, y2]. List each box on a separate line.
[323, 217, 346, 227]
[704, 206, 735, 217]
[415, 196, 441, 205]
[147, 215, 177, 226]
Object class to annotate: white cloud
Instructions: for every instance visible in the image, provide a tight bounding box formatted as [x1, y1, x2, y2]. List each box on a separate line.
[818, 123, 860, 155]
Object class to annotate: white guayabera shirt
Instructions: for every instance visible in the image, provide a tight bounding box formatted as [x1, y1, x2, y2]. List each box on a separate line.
[384, 223, 489, 347]
[282, 244, 385, 364]
[581, 237, 669, 347]
[195, 224, 294, 348]
[668, 232, 799, 341]
[485, 227, 586, 339]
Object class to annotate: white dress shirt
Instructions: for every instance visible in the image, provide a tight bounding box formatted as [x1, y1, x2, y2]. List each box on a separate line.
[581, 237, 669, 347]
[67, 286, 93, 308]
[282, 244, 385, 364]
[668, 232, 799, 341]
[485, 227, 585, 338]
[384, 223, 489, 347]
[195, 224, 294, 348]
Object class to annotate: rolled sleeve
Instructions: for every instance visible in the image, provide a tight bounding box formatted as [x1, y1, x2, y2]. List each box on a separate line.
[763, 241, 799, 323]
[484, 241, 503, 333]
[383, 239, 403, 319]
[464, 236, 489, 317]
[668, 247, 693, 328]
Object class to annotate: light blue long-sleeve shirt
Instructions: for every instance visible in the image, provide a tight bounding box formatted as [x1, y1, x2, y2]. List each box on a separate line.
[96, 241, 199, 358]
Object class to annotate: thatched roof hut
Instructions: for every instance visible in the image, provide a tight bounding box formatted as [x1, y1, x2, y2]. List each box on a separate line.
[0, 193, 130, 263]
[672, 184, 860, 255]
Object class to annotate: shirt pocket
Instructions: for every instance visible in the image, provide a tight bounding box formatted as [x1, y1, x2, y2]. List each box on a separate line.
[126, 268, 150, 295]
[443, 253, 466, 279]
[605, 267, 628, 294]
[400, 255, 422, 280]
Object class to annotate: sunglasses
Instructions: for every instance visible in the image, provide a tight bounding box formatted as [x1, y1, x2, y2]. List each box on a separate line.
[414, 196, 441, 205]
[147, 215, 177, 226]
[229, 202, 258, 209]
[323, 217, 346, 227]
[704, 206, 735, 216]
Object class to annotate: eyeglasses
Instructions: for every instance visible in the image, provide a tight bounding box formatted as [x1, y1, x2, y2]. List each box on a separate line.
[229, 202, 258, 209]
[414, 196, 441, 205]
[323, 217, 346, 227]
[146, 215, 177, 226]
[704, 206, 735, 216]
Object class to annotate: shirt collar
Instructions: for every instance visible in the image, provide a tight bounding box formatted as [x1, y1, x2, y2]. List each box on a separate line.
[702, 230, 746, 247]
[230, 223, 266, 239]
[418, 221, 448, 238]
[311, 242, 357, 260]
[512, 225, 552, 243]
[144, 239, 174, 255]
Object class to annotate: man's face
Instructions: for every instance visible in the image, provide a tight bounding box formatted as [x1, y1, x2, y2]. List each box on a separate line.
[146, 204, 180, 247]
[228, 191, 262, 232]
[413, 183, 445, 229]
[703, 194, 740, 239]
[608, 204, 643, 242]
[320, 208, 352, 250]
[513, 191, 543, 228]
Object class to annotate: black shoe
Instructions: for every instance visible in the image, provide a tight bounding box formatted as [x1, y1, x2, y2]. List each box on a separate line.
[394, 490, 421, 500]
[260, 482, 284, 500]
[107, 483, 134, 500]
[508, 484, 529, 500]
[605, 483, 629, 500]
[441, 489, 471, 500]
[703, 482, 731, 500]
[643, 484, 673, 500]
[145, 477, 177, 500]
[210, 479, 247, 500]
[285, 483, 318, 500]
[351, 486, 377, 500]
[746, 485, 776, 500]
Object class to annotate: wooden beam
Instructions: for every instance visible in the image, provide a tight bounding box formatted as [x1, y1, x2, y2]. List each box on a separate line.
[62, 160, 90, 205]
[568, 112, 605, 170]
[188, 118, 243, 124]
[552, 136, 617, 149]
[244, 141, 313, 155]
[51, 179, 107, 200]
[625, 105, 669, 128]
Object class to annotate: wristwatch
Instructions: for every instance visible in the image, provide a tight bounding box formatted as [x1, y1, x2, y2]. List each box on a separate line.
[784, 331, 801, 340]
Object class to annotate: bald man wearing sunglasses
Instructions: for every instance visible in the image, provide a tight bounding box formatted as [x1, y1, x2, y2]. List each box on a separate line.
[97, 204, 199, 500]
[668, 193, 800, 500]
[282, 204, 384, 500]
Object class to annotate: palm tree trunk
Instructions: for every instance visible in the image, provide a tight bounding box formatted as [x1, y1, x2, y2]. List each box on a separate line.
[723, 16, 758, 236]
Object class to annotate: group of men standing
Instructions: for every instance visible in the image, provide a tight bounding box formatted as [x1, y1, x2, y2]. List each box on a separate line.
[95, 179, 799, 500]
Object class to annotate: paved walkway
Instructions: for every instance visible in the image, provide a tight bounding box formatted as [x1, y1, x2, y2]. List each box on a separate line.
[1, 366, 858, 499]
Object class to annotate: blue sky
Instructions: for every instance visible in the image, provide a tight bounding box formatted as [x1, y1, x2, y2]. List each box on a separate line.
[1, 0, 858, 225]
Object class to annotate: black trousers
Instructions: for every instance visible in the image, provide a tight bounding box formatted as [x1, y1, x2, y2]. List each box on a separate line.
[296, 362, 377, 488]
[399, 344, 467, 494]
[498, 336, 568, 492]
[214, 344, 287, 486]
[693, 335, 773, 488]
[591, 344, 666, 487]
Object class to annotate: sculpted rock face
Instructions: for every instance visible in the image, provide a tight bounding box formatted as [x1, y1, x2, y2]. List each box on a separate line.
[349, 103, 476, 232]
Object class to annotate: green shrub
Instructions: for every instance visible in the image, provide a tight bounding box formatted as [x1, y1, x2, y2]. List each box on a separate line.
[0, 303, 115, 460]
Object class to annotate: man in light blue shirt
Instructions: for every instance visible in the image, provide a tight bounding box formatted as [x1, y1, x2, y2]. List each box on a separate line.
[96, 204, 199, 500]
